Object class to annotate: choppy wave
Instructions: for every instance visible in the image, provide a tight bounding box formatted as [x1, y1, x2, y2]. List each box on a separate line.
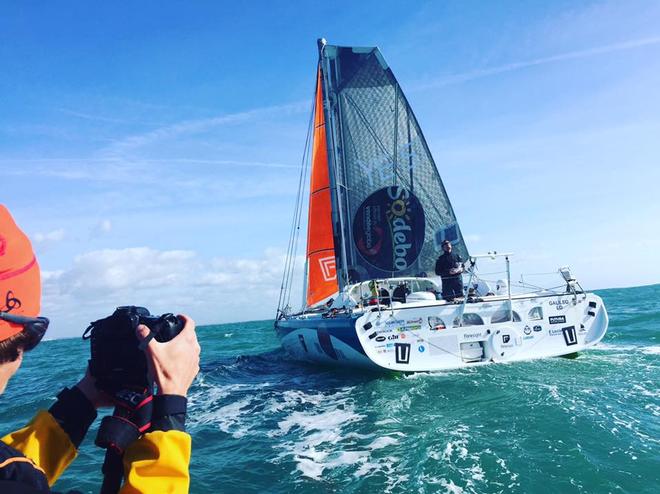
[0, 286, 658, 493]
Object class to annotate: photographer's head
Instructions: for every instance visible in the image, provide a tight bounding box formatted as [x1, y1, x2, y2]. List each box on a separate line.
[0, 205, 46, 393]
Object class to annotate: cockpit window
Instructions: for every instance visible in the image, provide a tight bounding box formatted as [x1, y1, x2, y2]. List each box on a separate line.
[453, 313, 485, 327]
[528, 307, 543, 321]
[491, 309, 521, 323]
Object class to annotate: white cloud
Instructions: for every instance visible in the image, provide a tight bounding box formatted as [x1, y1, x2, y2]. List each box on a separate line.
[40, 246, 305, 338]
[92, 219, 112, 236]
[33, 228, 65, 246]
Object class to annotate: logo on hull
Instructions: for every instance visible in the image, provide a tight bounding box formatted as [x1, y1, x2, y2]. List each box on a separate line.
[562, 326, 578, 346]
[395, 343, 411, 364]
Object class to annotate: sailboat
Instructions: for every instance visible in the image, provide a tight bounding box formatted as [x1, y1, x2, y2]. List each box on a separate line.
[275, 39, 608, 372]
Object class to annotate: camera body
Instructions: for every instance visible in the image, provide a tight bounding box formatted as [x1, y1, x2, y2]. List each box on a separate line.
[83, 306, 183, 394]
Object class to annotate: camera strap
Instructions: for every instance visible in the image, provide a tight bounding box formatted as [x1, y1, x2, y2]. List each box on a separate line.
[96, 388, 153, 494]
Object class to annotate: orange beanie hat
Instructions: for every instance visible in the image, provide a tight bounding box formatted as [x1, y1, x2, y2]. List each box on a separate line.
[0, 205, 41, 341]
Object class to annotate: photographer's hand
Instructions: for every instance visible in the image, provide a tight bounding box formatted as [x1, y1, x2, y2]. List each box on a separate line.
[136, 314, 201, 396]
[76, 368, 114, 408]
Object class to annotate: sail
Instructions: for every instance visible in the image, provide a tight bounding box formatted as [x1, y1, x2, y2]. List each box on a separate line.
[319, 44, 469, 283]
[305, 68, 338, 306]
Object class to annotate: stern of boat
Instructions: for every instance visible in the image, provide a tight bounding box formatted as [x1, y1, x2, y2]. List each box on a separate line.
[582, 293, 609, 346]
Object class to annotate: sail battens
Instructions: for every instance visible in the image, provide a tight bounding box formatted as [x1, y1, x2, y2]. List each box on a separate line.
[307, 247, 335, 256]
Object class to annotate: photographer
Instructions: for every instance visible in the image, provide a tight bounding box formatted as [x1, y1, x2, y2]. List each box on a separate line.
[0, 205, 201, 493]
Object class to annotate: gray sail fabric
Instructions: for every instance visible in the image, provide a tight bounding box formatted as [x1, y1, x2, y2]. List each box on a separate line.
[323, 45, 469, 283]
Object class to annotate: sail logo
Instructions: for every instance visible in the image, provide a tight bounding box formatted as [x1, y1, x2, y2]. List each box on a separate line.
[353, 187, 425, 273]
[318, 256, 337, 282]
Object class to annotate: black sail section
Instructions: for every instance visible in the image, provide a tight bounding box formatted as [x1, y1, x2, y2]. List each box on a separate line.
[323, 45, 469, 282]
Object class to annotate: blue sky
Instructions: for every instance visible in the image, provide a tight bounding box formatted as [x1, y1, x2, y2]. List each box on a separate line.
[2, 1, 659, 337]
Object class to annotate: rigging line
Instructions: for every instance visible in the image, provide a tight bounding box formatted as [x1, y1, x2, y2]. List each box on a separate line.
[284, 112, 313, 310]
[285, 96, 316, 310]
[278, 93, 315, 312]
[279, 149, 304, 311]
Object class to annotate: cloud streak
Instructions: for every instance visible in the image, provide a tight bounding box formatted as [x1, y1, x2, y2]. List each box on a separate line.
[104, 100, 309, 155]
[413, 35, 660, 90]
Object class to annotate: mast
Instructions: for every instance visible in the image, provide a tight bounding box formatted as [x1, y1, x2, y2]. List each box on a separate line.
[318, 38, 350, 290]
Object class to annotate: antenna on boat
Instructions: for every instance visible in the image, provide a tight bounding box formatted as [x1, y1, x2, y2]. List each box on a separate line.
[317, 38, 327, 53]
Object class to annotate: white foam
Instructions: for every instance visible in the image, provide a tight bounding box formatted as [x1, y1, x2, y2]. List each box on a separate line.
[439, 478, 464, 494]
[641, 345, 660, 355]
[469, 464, 485, 481]
[211, 398, 254, 438]
[277, 407, 363, 435]
[294, 447, 371, 479]
[374, 418, 399, 426]
[367, 436, 399, 450]
[632, 383, 660, 398]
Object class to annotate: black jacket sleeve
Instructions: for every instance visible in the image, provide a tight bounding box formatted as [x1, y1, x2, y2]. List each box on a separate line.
[47, 388, 97, 449]
[149, 395, 187, 433]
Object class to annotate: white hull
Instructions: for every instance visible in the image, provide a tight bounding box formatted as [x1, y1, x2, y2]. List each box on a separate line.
[276, 292, 608, 372]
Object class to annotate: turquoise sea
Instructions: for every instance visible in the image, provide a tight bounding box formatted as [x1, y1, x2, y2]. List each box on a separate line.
[1, 284, 658, 493]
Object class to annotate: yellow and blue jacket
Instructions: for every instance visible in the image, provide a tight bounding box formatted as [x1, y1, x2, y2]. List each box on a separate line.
[0, 388, 190, 493]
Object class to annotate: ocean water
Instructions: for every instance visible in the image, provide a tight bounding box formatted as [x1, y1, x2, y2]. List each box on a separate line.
[1, 284, 658, 493]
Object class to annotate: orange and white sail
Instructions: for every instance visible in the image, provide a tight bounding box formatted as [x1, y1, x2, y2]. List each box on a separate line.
[305, 68, 338, 306]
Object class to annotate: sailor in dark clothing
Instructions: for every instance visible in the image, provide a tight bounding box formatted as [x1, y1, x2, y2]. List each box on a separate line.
[435, 240, 464, 301]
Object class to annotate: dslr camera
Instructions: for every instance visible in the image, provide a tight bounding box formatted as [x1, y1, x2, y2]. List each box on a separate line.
[83, 306, 183, 394]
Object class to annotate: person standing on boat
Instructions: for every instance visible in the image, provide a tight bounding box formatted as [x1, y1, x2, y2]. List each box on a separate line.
[435, 240, 464, 301]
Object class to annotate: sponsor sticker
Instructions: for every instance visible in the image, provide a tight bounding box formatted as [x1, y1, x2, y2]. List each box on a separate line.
[533, 325, 543, 332]
[549, 315, 566, 325]
[549, 299, 570, 311]
[395, 343, 411, 364]
[523, 325, 532, 335]
[375, 335, 386, 343]
[418, 345, 426, 353]
[562, 326, 578, 346]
